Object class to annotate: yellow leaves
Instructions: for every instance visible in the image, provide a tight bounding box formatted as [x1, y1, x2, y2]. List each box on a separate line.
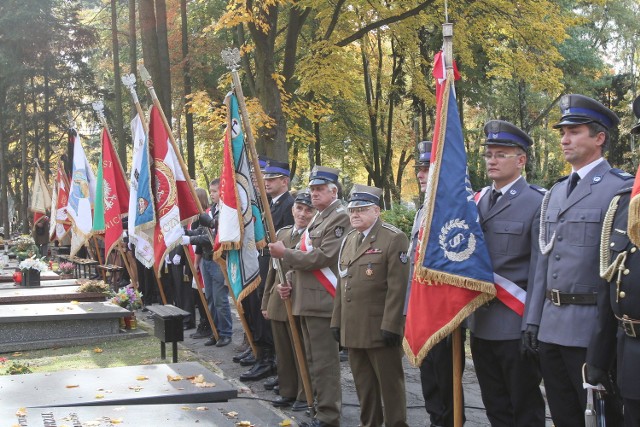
[93, 347, 103, 353]
[15, 408, 27, 416]
[66, 384, 79, 388]
[136, 375, 149, 381]
[236, 422, 255, 427]
[279, 420, 292, 426]
[167, 374, 184, 381]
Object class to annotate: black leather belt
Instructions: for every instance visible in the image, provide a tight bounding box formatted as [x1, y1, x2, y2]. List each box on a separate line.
[616, 315, 640, 338]
[546, 289, 597, 306]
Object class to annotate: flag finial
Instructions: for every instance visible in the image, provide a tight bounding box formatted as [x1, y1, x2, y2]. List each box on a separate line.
[92, 100, 105, 122]
[443, 23, 453, 70]
[221, 48, 241, 71]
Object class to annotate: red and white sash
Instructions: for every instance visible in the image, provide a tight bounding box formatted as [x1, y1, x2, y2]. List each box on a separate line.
[300, 227, 338, 298]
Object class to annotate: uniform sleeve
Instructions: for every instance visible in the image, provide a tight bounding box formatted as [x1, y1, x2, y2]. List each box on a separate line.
[526, 230, 547, 327]
[522, 199, 542, 331]
[586, 277, 617, 370]
[330, 282, 342, 329]
[282, 213, 351, 271]
[381, 232, 410, 335]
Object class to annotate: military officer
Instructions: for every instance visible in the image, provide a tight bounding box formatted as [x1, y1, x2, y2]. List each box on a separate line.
[525, 94, 632, 426]
[331, 184, 409, 427]
[261, 191, 315, 410]
[239, 159, 295, 381]
[586, 95, 640, 427]
[269, 166, 351, 427]
[469, 120, 545, 426]
[406, 141, 464, 427]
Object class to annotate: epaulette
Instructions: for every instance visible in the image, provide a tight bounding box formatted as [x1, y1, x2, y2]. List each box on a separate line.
[276, 225, 294, 237]
[555, 175, 569, 184]
[336, 206, 345, 213]
[614, 186, 633, 196]
[529, 184, 546, 194]
[381, 223, 401, 234]
[346, 228, 358, 236]
[609, 168, 634, 180]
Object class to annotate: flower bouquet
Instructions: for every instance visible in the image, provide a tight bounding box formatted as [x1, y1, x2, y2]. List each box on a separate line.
[10, 235, 39, 260]
[18, 256, 49, 287]
[110, 286, 143, 310]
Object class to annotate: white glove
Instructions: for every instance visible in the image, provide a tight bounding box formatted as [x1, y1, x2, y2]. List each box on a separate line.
[172, 254, 181, 264]
[182, 235, 190, 245]
[165, 254, 172, 265]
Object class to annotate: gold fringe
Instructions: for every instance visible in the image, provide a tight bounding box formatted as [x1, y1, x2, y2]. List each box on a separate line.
[237, 275, 261, 304]
[415, 270, 497, 295]
[218, 241, 242, 251]
[629, 194, 640, 247]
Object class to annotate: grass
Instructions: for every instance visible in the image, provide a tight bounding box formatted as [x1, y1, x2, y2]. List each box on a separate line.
[0, 323, 201, 376]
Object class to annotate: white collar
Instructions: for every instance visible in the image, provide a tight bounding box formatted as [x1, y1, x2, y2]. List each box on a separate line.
[573, 157, 604, 179]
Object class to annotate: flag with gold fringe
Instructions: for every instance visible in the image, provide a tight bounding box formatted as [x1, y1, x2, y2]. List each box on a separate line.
[403, 61, 496, 367]
[49, 161, 71, 242]
[214, 92, 265, 304]
[30, 164, 52, 231]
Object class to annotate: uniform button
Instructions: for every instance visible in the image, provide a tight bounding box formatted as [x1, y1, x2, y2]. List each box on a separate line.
[624, 269, 630, 275]
[346, 298, 351, 302]
[580, 215, 586, 220]
[504, 227, 509, 231]
[610, 242, 616, 248]
[555, 255, 560, 260]
[348, 275, 352, 278]
[619, 291, 626, 299]
[560, 218, 565, 223]
[631, 247, 638, 253]
[557, 236, 563, 241]
[346, 286, 351, 291]
[552, 273, 558, 279]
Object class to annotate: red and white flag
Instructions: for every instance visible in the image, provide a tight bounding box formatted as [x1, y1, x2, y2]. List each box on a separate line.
[30, 165, 52, 231]
[49, 161, 71, 241]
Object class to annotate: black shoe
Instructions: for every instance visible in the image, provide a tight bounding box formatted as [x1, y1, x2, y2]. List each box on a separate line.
[339, 349, 348, 362]
[271, 396, 295, 408]
[263, 376, 279, 390]
[291, 400, 308, 412]
[299, 420, 336, 427]
[273, 385, 279, 395]
[233, 348, 252, 363]
[204, 337, 217, 346]
[239, 354, 257, 366]
[216, 336, 232, 347]
[239, 361, 275, 381]
[190, 323, 212, 339]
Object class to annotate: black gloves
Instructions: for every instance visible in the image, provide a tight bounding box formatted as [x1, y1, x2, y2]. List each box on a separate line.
[198, 212, 218, 229]
[381, 330, 402, 347]
[522, 324, 539, 354]
[586, 364, 608, 386]
[330, 327, 340, 343]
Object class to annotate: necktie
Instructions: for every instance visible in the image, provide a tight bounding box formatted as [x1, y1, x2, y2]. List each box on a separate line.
[567, 172, 580, 197]
[357, 232, 365, 246]
[488, 190, 501, 210]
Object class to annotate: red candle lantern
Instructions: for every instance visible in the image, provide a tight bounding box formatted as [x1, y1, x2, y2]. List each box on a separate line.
[13, 270, 22, 284]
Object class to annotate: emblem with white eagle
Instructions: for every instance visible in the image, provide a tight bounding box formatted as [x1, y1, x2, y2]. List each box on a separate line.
[439, 219, 476, 262]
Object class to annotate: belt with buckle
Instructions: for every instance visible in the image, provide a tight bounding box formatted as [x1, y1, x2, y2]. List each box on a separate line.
[615, 315, 640, 338]
[546, 289, 597, 306]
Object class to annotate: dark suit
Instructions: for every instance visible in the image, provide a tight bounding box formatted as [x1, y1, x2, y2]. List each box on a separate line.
[587, 187, 640, 426]
[527, 160, 632, 426]
[469, 177, 545, 427]
[332, 219, 409, 427]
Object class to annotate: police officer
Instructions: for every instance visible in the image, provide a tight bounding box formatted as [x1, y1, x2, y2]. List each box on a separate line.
[525, 94, 632, 426]
[270, 166, 350, 427]
[407, 141, 464, 427]
[470, 120, 545, 426]
[331, 184, 409, 427]
[586, 96, 640, 427]
[261, 191, 315, 410]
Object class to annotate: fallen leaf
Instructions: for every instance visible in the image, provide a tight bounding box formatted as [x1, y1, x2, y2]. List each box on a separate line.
[190, 374, 205, 383]
[70, 300, 79, 305]
[167, 375, 183, 381]
[65, 384, 79, 388]
[194, 382, 215, 388]
[225, 411, 238, 419]
[136, 375, 149, 381]
[110, 419, 123, 424]
[279, 420, 292, 426]
[87, 308, 93, 311]
[12, 352, 22, 357]
[196, 406, 209, 411]
[15, 408, 26, 416]
[93, 347, 103, 353]
[128, 385, 143, 392]
[236, 421, 254, 427]
[181, 406, 191, 410]
[95, 394, 104, 399]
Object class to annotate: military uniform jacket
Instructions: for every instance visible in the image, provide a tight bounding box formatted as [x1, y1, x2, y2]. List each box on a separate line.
[527, 160, 633, 347]
[469, 177, 543, 340]
[261, 225, 302, 322]
[586, 188, 640, 399]
[270, 192, 295, 232]
[282, 200, 351, 318]
[331, 219, 409, 348]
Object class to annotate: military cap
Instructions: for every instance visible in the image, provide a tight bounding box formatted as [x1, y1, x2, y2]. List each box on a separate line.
[309, 165, 340, 186]
[258, 155, 269, 172]
[263, 159, 290, 179]
[294, 190, 313, 208]
[553, 94, 619, 130]
[483, 120, 533, 151]
[347, 184, 382, 209]
[631, 96, 640, 135]
[416, 141, 432, 167]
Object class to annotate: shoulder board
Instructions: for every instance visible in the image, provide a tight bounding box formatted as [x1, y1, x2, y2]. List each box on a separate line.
[381, 223, 401, 234]
[609, 168, 634, 180]
[555, 175, 569, 184]
[615, 186, 633, 196]
[276, 225, 293, 236]
[529, 184, 546, 194]
[346, 229, 358, 236]
[335, 206, 345, 213]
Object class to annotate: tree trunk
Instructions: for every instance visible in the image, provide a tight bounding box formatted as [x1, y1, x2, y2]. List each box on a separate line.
[155, 0, 172, 124]
[180, 0, 195, 177]
[0, 86, 9, 236]
[43, 58, 51, 181]
[361, 42, 381, 188]
[111, 0, 126, 168]
[129, 0, 137, 77]
[20, 77, 29, 234]
[138, 0, 162, 109]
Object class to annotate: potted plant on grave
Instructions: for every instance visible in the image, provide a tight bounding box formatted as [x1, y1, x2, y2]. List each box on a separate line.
[57, 261, 75, 279]
[18, 256, 49, 287]
[10, 235, 39, 261]
[110, 286, 143, 329]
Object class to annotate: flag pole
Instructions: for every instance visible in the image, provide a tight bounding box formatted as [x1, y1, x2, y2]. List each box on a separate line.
[133, 68, 220, 342]
[442, 19, 464, 427]
[91, 100, 138, 289]
[221, 47, 314, 413]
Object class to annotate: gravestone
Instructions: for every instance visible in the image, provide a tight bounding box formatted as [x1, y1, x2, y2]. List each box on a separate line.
[0, 285, 106, 305]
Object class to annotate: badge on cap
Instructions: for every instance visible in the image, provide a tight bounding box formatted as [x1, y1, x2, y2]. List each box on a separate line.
[399, 251, 408, 264]
[335, 226, 344, 238]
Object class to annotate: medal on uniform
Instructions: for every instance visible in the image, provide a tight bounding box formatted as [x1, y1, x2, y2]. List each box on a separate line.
[365, 262, 373, 276]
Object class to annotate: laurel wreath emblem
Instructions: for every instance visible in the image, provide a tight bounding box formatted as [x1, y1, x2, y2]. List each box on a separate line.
[439, 219, 476, 262]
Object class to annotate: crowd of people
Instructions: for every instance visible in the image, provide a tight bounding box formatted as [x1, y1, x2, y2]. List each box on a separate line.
[131, 92, 640, 427]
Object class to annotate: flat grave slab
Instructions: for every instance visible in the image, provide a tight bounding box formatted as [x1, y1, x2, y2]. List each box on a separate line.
[0, 399, 299, 426]
[0, 362, 238, 410]
[0, 285, 107, 304]
[0, 270, 60, 282]
[0, 279, 78, 290]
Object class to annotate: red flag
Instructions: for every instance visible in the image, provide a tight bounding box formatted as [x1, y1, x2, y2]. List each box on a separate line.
[404, 61, 495, 367]
[148, 105, 199, 277]
[95, 128, 130, 259]
[50, 161, 71, 241]
[628, 164, 640, 246]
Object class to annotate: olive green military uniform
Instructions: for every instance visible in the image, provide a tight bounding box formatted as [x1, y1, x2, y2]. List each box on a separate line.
[332, 218, 409, 427]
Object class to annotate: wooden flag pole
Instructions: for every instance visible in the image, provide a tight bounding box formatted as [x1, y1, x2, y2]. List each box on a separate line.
[134, 68, 223, 342]
[91, 100, 139, 289]
[222, 47, 314, 414]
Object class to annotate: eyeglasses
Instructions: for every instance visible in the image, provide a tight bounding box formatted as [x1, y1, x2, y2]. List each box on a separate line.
[348, 206, 372, 215]
[482, 153, 521, 160]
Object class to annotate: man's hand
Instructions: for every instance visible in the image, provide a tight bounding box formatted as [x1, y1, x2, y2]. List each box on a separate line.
[381, 330, 402, 347]
[268, 241, 286, 259]
[262, 310, 269, 320]
[330, 327, 340, 343]
[277, 282, 292, 299]
[182, 235, 190, 245]
[522, 324, 539, 354]
[586, 364, 608, 386]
